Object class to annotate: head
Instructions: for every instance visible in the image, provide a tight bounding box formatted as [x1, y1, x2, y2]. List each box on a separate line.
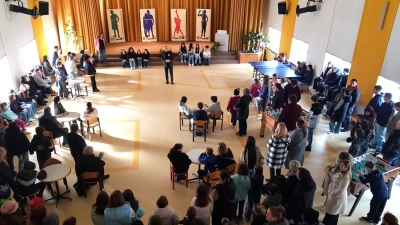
[288, 94, 297, 104]
[253, 204, 266, 217]
[0, 102, 7, 110]
[144, 49, 148, 53]
[70, 123, 79, 133]
[181, 42, 186, 47]
[42, 213, 59, 225]
[302, 208, 320, 224]
[121, 49, 126, 54]
[344, 89, 351, 96]
[180, 96, 187, 103]
[373, 85, 382, 94]
[197, 102, 204, 110]
[196, 44, 200, 48]
[108, 190, 126, 208]
[350, 79, 357, 87]
[185, 206, 197, 221]
[274, 122, 288, 138]
[311, 95, 319, 103]
[68, 53, 76, 61]
[87, 101, 93, 110]
[289, 160, 301, 173]
[360, 120, 370, 130]
[219, 169, 230, 182]
[100, 33, 104, 38]
[355, 128, 365, 139]
[263, 76, 270, 86]
[128, 47, 134, 53]
[189, 43, 193, 49]
[384, 93, 393, 103]
[62, 217, 76, 225]
[280, 78, 286, 83]
[296, 167, 311, 181]
[164, 46, 168, 51]
[337, 152, 351, 164]
[339, 160, 351, 175]
[272, 73, 277, 79]
[35, 126, 45, 136]
[205, 45, 209, 49]
[237, 163, 249, 176]
[156, 195, 168, 208]
[93, 191, 109, 215]
[122, 189, 139, 211]
[44, 107, 51, 115]
[254, 164, 263, 177]
[254, 78, 260, 85]
[79, 50, 85, 54]
[30, 204, 47, 225]
[245, 136, 256, 149]
[364, 161, 375, 173]
[266, 206, 285, 222]
[53, 96, 61, 104]
[394, 102, 400, 112]
[54, 46, 58, 52]
[217, 142, 228, 155]
[169, 143, 183, 154]
[195, 183, 211, 207]
[8, 122, 19, 131]
[137, 49, 141, 54]
[291, 79, 298, 87]
[84, 55, 90, 60]
[210, 96, 218, 103]
[382, 212, 398, 225]
[307, 64, 313, 71]
[243, 88, 250, 96]
[82, 146, 94, 155]
[206, 147, 213, 155]
[296, 118, 306, 128]
[332, 67, 338, 73]
[8, 94, 15, 102]
[43, 55, 49, 62]
[233, 88, 240, 96]
[364, 106, 375, 117]
[275, 83, 282, 91]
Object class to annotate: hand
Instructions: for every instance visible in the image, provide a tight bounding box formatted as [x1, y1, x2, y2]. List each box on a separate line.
[64, 112, 69, 115]
[21, 104, 25, 107]
[35, 95, 38, 98]
[32, 99, 36, 103]
[9, 190, 13, 199]
[166, 59, 170, 63]
[23, 109, 28, 112]
[357, 171, 364, 176]
[324, 167, 329, 173]
[319, 76, 323, 80]
[205, 104, 208, 107]
[322, 82, 325, 85]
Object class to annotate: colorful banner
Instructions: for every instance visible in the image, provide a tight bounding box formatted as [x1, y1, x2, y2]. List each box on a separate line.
[196, 9, 211, 41]
[140, 9, 157, 42]
[171, 9, 187, 41]
[106, 9, 126, 43]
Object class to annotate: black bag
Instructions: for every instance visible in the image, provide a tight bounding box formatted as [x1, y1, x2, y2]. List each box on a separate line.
[73, 180, 86, 197]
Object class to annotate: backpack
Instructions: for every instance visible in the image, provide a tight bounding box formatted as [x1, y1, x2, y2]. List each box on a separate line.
[73, 180, 87, 197]
[264, 174, 286, 192]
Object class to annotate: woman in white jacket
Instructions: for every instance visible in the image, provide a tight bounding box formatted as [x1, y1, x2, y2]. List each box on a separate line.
[322, 159, 351, 225]
[64, 53, 78, 88]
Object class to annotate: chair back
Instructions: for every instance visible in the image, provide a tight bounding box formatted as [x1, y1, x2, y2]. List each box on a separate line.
[43, 130, 54, 139]
[207, 171, 221, 180]
[43, 158, 61, 168]
[214, 110, 223, 118]
[84, 75, 92, 83]
[226, 163, 239, 175]
[86, 117, 99, 126]
[80, 172, 100, 181]
[194, 120, 206, 127]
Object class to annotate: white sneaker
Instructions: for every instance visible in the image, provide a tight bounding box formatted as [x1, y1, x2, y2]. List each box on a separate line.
[131, 67, 133, 70]
[133, 67, 135, 70]
[258, 114, 262, 116]
[257, 117, 262, 121]
[29, 118, 36, 122]
[181, 61, 183, 63]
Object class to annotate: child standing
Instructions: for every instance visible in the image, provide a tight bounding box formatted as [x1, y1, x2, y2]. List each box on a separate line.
[348, 128, 367, 157]
[358, 161, 389, 225]
[306, 95, 327, 151]
[328, 89, 351, 134]
[244, 164, 264, 222]
[250, 79, 261, 108]
[227, 88, 240, 127]
[232, 163, 251, 224]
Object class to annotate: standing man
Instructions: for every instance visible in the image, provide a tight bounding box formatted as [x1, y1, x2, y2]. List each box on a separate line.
[161, 46, 174, 84]
[367, 85, 384, 113]
[95, 33, 107, 63]
[235, 88, 251, 136]
[370, 93, 396, 153]
[341, 79, 360, 132]
[278, 94, 303, 133]
[51, 46, 59, 67]
[385, 102, 400, 139]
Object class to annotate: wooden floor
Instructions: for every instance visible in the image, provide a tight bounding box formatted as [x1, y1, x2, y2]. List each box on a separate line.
[22, 64, 400, 224]
[104, 41, 213, 54]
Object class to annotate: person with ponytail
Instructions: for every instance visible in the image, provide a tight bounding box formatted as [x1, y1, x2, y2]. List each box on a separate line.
[211, 169, 236, 225]
[179, 206, 204, 225]
[265, 205, 289, 225]
[167, 143, 191, 179]
[83, 102, 98, 119]
[285, 118, 308, 169]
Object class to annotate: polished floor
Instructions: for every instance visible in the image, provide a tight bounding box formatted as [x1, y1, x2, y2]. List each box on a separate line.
[22, 64, 400, 224]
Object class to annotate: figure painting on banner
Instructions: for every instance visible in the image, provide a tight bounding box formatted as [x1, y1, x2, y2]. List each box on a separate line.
[140, 9, 157, 41]
[106, 9, 126, 43]
[196, 9, 211, 41]
[171, 9, 186, 41]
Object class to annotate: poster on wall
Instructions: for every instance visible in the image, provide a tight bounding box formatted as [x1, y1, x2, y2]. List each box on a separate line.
[170, 9, 187, 41]
[106, 9, 126, 43]
[196, 9, 211, 41]
[140, 9, 157, 42]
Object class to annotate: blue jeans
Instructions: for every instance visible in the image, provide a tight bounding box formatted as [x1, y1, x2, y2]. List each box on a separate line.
[188, 55, 194, 65]
[143, 59, 150, 67]
[326, 102, 337, 117]
[204, 57, 210, 65]
[371, 124, 387, 152]
[129, 60, 136, 68]
[16, 111, 28, 123]
[179, 53, 186, 62]
[98, 49, 107, 63]
[23, 102, 36, 119]
[244, 197, 260, 221]
[137, 59, 143, 67]
[307, 127, 315, 147]
[383, 155, 399, 166]
[329, 120, 341, 133]
[7, 152, 29, 172]
[195, 55, 201, 65]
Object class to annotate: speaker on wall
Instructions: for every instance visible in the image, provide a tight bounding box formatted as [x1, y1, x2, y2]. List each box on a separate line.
[38, 1, 49, 15]
[278, 1, 288, 15]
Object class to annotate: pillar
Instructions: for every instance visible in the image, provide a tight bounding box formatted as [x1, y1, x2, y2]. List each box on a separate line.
[28, 0, 47, 63]
[279, 0, 298, 58]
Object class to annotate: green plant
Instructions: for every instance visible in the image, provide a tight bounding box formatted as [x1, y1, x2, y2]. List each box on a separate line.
[211, 41, 221, 55]
[64, 19, 82, 52]
[241, 30, 266, 53]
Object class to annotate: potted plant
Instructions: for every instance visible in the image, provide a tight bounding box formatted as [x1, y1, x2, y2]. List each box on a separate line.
[64, 18, 82, 53]
[241, 30, 265, 53]
[211, 41, 221, 55]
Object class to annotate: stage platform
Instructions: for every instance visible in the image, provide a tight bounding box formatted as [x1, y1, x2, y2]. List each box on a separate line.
[104, 41, 214, 54]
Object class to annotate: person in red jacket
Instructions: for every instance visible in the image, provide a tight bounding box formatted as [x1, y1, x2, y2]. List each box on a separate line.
[278, 94, 303, 132]
[227, 88, 240, 127]
[283, 79, 301, 106]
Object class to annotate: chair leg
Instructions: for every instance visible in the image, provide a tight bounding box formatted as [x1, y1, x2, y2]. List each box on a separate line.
[204, 128, 206, 142]
[172, 172, 175, 190]
[212, 119, 215, 132]
[92, 127, 95, 134]
[58, 139, 62, 148]
[221, 117, 223, 130]
[87, 127, 92, 141]
[85, 87, 88, 96]
[192, 128, 195, 142]
[185, 173, 188, 188]
[179, 118, 182, 130]
[99, 125, 102, 137]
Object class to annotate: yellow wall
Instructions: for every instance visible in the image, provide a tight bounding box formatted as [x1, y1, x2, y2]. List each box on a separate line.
[279, 0, 298, 58]
[349, 0, 400, 105]
[28, 0, 47, 63]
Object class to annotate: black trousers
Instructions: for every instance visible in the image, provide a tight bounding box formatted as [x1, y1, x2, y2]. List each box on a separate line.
[313, 77, 322, 89]
[58, 79, 69, 98]
[232, 200, 245, 220]
[367, 197, 387, 223]
[238, 119, 247, 135]
[269, 168, 281, 178]
[323, 213, 339, 225]
[230, 113, 237, 126]
[343, 105, 355, 129]
[90, 75, 98, 90]
[164, 65, 174, 81]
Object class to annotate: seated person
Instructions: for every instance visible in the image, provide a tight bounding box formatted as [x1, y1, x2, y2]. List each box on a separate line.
[215, 142, 236, 170]
[120, 49, 129, 68]
[29, 126, 54, 169]
[204, 96, 221, 118]
[17, 84, 45, 106]
[167, 143, 192, 178]
[0, 102, 27, 130]
[298, 65, 314, 87]
[317, 67, 341, 93]
[10, 90, 37, 118]
[276, 53, 286, 63]
[348, 128, 368, 157]
[83, 102, 98, 119]
[295, 61, 306, 77]
[190, 102, 208, 127]
[31, 68, 56, 95]
[66, 124, 87, 165]
[21, 75, 48, 99]
[0, 117, 7, 146]
[38, 107, 68, 145]
[8, 93, 34, 124]
[52, 96, 68, 117]
[326, 68, 349, 102]
[382, 120, 400, 166]
[16, 161, 46, 197]
[312, 61, 333, 90]
[198, 147, 217, 176]
[83, 55, 100, 92]
[178, 96, 193, 119]
[77, 146, 109, 180]
[203, 46, 211, 66]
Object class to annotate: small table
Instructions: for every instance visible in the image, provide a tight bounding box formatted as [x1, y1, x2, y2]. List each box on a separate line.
[57, 112, 80, 126]
[70, 78, 85, 99]
[40, 164, 72, 207]
[187, 149, 205, 182]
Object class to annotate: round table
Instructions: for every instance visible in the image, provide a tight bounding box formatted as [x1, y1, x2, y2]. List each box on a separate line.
[40, 164, 72, 207]
[187, 149, 205, 182]
[57, 112, 80, 124]
[70, 78, 86, 99]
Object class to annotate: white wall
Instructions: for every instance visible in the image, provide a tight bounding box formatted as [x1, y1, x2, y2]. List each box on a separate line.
[267, 0, 283, 31]
[380, 4, 400, 85]
[0, 0, 35, 88]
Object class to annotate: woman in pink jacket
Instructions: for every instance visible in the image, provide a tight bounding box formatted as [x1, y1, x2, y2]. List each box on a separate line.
[250, 79, 261, 108]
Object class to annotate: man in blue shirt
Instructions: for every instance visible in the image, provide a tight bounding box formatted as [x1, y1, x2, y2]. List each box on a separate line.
[367, 85, 384, 113]
[358, 161, 389, 225]
[198, 147, 217, 175]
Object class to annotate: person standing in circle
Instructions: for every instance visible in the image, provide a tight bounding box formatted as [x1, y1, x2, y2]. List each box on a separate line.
[161, 46, 174, 85]
[95, 33, 107, 63]
[235, 88, 252, 136]
[197, 10, 208, 38]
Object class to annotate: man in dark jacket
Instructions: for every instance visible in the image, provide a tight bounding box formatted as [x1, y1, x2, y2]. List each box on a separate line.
[371, 93, 396, 153]
[51, 46, 59, 67]
[295, 61, 306, 77]
[298, 65, 314, 86]
[77, 146, 109, 180]
[341, 79, 361, 132]
[348, 128, 367, 157]
[317, 67, 341, 94]
[326, 68, 349, 102]
[16, 161, 46, 197]
[79, 50, 87, 71]
[235, 88, 251, 136]
[29, 126, 54, 169]
[83, 55, 100, 92]
[283, 79, 301, 106]
[161, 45, 174, 84]
[381, 120, 400, 166]
[286, 168, 316, 224]
[38, 107, 68, 145]
[278, 94, 303, 132]
[367, 85, 384, 113]
[313, 61, 333, 90]
[67, 124, 87, 171]
[329, 89, 351, 134]
[4, 122, 30, 172]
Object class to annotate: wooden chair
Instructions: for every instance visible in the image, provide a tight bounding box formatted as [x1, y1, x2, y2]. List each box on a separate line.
[80, 75, 93, 94]
[179, 112, 191, 131]
[211, 110, 224, 132]
[203, 171, 221, 188]
[192, 120, 207, 142]
[79, 172, 103, 198]
[43, 158, 61, 168]
[226, 163, 239, 176]
[170, 165, 188, 190]
[43, 130, 60, 153]
[82, 117, 102, 141]
[66, 84, 74, 98]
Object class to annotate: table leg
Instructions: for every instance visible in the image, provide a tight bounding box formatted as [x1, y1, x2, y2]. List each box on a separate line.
[198, 164, 201, 183]
[44, 180, 72, 207]
[260, 115, 266, 138]
[348, 189, 365, 216]
[74, 83, 84, 99]
[387, 178, 393, 199]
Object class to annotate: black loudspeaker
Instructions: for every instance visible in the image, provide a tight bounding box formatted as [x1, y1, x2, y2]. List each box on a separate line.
[278, 1, 288, 15]
[38, 1, 49, 15]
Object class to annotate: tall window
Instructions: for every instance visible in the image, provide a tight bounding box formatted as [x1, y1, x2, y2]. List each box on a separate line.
[289, 38, 309, 64]
[267, 27, 281, 53]
[45, 27, 57, 56]
[0, 56, 14, 101]
[323, 52, 352, 73]
[377, 76, 400, 102]
[21, 40, 40, 74]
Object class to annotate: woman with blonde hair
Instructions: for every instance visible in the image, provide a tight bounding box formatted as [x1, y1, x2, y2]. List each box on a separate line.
[265, 205, 289, 225]
[322, 159, 351, 225]
[215, 142, 236, 170]
[266, 122, 291, 178]
[281, 160, 301, 207]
